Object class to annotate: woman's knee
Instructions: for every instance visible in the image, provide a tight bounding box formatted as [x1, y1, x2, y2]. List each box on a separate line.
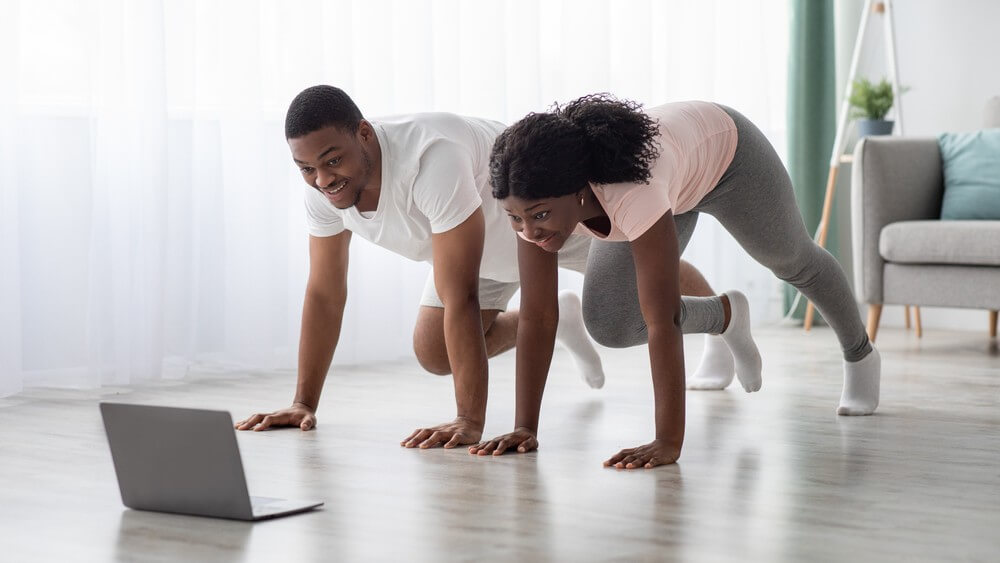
[582, 298, 641, 349]
[771, 245, 834, 288]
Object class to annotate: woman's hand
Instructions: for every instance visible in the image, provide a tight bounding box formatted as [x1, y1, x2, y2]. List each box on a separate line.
[603, 438, 680, 469]
[468, 427, 538, 456]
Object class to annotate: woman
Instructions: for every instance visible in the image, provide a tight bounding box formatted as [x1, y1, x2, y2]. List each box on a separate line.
[469, 95, 880, 469]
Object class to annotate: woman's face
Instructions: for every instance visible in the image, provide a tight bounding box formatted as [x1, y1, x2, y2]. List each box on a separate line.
[501, 192, 585, 253]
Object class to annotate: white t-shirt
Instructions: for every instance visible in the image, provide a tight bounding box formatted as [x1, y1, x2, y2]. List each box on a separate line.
[304, 112, 521, 282]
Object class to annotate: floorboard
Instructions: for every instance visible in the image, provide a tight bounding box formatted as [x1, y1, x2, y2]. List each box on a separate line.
[1, 326, 998, 562]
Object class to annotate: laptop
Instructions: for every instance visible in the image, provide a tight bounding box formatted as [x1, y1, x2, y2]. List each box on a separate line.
[100, 402, 323, 521]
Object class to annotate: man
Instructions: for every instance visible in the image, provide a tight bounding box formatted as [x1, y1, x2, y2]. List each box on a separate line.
[235, 86, 737, 449]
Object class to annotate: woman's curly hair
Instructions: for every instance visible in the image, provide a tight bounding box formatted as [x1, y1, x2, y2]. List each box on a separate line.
[490, 94, 660, 200]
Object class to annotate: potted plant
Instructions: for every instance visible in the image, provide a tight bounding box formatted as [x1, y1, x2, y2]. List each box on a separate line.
[849, 77, 897, 137]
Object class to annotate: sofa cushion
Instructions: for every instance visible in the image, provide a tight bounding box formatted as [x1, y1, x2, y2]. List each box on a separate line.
[879, 220, 1000, 266]
[937, 129, 1000, 220]
[985, 96, 1000, 128]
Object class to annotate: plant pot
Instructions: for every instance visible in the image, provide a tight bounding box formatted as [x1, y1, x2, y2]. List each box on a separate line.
[857, 119, 894, 137]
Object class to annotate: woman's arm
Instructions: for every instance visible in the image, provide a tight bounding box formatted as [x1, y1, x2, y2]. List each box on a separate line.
[512, 235, 560, 433]
[469, 235, 559, 456]
[605, 210, 686, 469]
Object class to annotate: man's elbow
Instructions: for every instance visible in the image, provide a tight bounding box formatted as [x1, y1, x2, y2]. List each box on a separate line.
[439, 287, 480, 311]
[305, 281, 348, 310]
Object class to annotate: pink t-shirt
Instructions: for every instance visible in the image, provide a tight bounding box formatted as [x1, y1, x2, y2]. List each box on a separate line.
[574, 101, 738, 242]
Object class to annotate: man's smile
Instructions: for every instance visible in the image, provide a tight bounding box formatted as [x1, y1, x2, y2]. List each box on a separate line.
[320, 179, 348, 196]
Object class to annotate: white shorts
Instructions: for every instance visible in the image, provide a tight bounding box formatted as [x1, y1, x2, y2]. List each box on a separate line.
[419, 234, 592, 311]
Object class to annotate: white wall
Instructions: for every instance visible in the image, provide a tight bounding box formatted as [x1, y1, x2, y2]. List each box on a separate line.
[836, 0, 1000, 333]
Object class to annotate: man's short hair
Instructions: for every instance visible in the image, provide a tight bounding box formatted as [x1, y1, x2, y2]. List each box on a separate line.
[284, 85, 364, 139]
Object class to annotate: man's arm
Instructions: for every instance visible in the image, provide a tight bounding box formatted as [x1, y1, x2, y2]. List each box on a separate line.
[400, 209, 488, 449]
[235, 231, 351, 431]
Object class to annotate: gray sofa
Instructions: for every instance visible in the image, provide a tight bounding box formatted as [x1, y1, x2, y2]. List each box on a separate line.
[851, 97, 1000, 342]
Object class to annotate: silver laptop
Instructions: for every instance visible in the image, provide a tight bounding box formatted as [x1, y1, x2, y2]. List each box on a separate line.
[100, 402, 323, 521]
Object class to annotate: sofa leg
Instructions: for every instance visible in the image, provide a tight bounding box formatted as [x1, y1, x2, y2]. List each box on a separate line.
[990, 310, 998, 339]
[867, 305, 883, 343]
[914, 306, 923, 338]
[904, 305, 911, 329]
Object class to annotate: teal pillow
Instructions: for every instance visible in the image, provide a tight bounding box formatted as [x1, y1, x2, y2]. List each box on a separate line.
[938, 129, 1000, 220]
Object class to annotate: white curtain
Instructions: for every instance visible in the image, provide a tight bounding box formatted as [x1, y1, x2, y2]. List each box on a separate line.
[0, 0, 788, 397]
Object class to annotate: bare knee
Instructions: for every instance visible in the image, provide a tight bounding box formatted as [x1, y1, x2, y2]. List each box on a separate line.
[412, 327, 453, 375]
[413, 306, 505, 375]
[413, 340, 451, 375]
[419, 359, 452, 376]
[413, 307, 452, 376]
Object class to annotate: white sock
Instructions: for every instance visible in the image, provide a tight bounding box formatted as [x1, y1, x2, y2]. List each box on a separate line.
[719, 290, 762, 392]
[556, 291, 605, 389]
[687, 334, 736, 390]
[838, 347, 880, 416]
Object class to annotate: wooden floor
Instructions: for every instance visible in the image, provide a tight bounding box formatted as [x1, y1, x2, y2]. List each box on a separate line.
[2, 326, 998, 562]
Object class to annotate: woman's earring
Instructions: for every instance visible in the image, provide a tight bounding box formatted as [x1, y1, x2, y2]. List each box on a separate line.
[580, 195, 585, 207]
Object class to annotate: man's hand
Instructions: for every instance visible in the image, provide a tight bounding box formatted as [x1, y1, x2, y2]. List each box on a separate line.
[235, 402, 317, 431]
[468, 427, 538, 456]
[400, 417, 483, 449]
[603, 438, 681, 469]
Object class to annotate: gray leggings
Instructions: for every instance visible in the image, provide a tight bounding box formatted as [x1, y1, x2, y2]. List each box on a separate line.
[580, 105, 872, 362]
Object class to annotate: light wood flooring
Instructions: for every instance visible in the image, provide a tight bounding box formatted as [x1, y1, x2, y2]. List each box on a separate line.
[1, 326, 998, 562]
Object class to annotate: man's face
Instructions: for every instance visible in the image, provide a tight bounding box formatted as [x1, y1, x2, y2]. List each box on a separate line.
[502, 193, 583, 253]
[289, 122, 375, 209]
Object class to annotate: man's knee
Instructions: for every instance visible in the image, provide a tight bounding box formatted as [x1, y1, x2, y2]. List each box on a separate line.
[413, 339, 452, 375]
[413, 308, 452, 376]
